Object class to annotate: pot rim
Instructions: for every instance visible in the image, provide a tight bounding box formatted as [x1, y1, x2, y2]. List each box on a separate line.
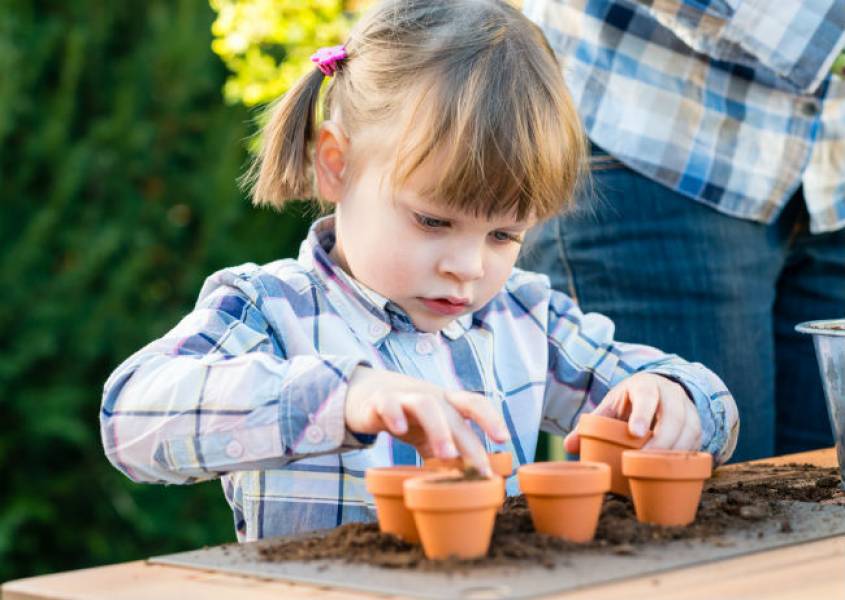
[795, 319, 845, 337]
[517, 461, 611, 496]
[621, 449, 712, 480]
[576, 413, 652, 448]
[365, 466, 438, 497]
[403, 473, 504, 511]
[488, 451, 514, 477]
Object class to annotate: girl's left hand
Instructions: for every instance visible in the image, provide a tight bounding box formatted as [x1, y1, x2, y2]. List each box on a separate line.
[564, 372, 702, 454]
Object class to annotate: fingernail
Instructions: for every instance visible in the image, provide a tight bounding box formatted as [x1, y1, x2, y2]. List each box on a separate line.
[440, 441, 459, 458]
[631, 421, 647, 437]
[496, 426, 511, 441]
[392, 418, 407, 434]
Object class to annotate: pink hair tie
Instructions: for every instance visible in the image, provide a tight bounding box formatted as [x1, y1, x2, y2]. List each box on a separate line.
[310, 45, 348, 77]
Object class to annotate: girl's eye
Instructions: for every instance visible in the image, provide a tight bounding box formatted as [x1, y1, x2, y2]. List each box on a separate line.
[491, 230, 522, 244]
[415, 213, 450, 229]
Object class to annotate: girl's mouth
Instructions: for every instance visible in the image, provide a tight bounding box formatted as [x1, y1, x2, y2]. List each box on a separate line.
[419, 297, 469, 316]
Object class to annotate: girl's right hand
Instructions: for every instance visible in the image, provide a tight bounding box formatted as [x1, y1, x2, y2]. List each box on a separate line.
[344, 366, 511, 477]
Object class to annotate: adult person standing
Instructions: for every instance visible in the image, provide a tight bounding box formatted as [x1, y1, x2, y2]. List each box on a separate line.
[520, 0, 845, 462]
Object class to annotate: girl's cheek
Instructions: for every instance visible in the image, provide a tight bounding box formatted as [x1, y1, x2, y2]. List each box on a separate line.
[400, 247, 438, 287]
[490, 251, 519, 285]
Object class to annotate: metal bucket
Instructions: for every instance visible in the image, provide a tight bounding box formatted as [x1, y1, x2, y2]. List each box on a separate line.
[796, 319, 845, 490]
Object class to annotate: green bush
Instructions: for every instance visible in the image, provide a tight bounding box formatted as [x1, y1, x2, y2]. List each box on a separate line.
[0, 0, 311, 582]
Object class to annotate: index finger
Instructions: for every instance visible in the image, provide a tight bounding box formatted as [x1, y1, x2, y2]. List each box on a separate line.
[448, 413, 494, 477]
[626, 380, 659, 438]
[446, 390, 511, 444]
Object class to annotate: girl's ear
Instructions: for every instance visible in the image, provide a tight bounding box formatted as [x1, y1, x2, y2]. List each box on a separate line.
[315, 121, 349, 204]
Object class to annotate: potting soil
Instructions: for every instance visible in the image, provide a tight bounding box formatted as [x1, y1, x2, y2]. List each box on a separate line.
[255, 463, 843, 570]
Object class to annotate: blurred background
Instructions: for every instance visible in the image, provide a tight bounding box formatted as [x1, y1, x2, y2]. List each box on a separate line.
[0, 0, 545, 584]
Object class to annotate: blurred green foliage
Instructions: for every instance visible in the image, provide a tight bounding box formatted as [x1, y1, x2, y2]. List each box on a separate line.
[0, 0, 313, 583]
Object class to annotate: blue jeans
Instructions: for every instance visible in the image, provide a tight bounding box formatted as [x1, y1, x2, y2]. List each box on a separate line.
[519, 146, 845, 462]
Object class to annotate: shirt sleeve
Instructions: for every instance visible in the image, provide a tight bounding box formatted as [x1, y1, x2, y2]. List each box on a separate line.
[541, 288, 739, 465]
[100, 278, 374, 485]
[633, 0, 845, 92]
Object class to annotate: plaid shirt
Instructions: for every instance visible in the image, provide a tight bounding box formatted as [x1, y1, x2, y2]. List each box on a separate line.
[524, 0, 845, 233]
[101, 216, 738, 542]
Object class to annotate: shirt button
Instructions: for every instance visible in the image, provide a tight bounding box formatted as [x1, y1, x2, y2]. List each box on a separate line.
[225, 440, 244, 459]
[369, 322, 387, 337]
[305, 424, 325, 444]
[801, 101, 819, 117]
[416, 338, 434, 355]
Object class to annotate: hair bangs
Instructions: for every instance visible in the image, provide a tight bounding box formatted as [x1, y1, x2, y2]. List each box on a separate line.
[387, 27, 586, 224]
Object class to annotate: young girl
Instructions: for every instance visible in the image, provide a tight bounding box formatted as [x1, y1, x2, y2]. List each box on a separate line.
[101, 0, 739, 542]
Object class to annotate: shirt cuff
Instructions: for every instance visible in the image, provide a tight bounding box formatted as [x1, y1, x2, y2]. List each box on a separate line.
[280, 356, 373, 456]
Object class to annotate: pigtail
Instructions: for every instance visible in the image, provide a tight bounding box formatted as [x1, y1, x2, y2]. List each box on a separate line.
[243, 67, 327, 209]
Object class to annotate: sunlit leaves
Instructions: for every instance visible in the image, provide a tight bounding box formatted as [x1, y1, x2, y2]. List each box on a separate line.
[209, 0, 362, 106]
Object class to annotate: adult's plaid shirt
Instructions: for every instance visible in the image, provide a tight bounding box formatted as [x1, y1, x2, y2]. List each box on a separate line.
[524, 0, 845, 233]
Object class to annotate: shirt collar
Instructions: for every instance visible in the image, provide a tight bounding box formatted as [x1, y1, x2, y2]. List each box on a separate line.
[298, 215, 472, 343]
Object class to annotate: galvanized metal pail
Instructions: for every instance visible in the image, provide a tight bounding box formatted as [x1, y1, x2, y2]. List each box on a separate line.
[796, 319, 845, 490]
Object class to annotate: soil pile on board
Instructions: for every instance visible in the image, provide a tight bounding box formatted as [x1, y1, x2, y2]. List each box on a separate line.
[255, 463, 843, 571]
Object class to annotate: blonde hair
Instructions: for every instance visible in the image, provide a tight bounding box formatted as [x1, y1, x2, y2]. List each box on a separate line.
[245, 0, 587, 222]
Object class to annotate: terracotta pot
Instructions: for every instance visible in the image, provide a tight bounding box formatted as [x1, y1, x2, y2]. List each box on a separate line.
[622, 449, 713, 526]
[403, 473, 504, 560]
[365, 465, 438, 542]
[517, 461, 611, 542]
[576, 413, 652, 496]
[424, 451, 513, 478]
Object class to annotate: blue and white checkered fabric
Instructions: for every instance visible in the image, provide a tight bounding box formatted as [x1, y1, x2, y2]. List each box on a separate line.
[524, 0, 845, 233]
[101, 216, 738, 541]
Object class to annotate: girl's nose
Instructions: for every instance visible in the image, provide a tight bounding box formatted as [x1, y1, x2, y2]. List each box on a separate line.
[438, 244, 485, 282]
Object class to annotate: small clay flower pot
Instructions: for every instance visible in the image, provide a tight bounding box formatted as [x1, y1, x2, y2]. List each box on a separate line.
[517, 461, 611, 542]
[403, 473, 504, 560]
[425, 451, 513, 478]
[576, 413, 652, 496]
[622, 449, 713, 526]
[365, 465, 437, 542]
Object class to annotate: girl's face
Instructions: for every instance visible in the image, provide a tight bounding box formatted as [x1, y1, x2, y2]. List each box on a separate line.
[317, 122, 534, 334]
